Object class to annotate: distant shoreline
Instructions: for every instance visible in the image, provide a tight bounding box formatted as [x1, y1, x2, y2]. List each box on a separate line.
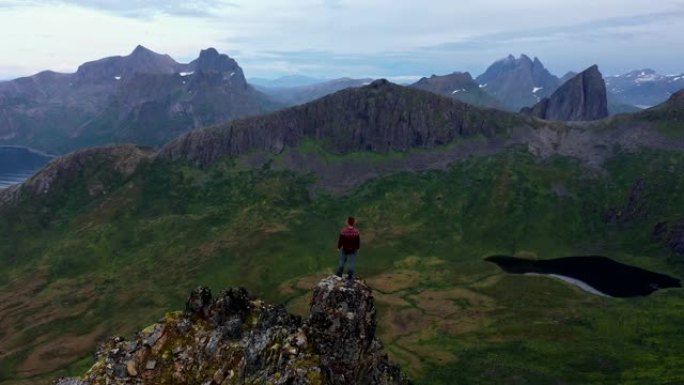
[524, 272, 610, 297]
[0, 145, 56, 158]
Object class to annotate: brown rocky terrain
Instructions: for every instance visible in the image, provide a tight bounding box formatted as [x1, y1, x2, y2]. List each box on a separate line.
[54, 276, 410, 385]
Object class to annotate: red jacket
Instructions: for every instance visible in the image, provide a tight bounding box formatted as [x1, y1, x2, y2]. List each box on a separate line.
[338, 226, 360, 252]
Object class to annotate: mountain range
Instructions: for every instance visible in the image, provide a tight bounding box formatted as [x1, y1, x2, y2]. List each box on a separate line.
[0, 46, 274, 154]
[2, 67, 684, 385]
[1, 47, 682, 155]
[605, 68, 684, 108]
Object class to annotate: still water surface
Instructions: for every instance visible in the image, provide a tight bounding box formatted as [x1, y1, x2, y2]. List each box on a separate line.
[0, 146, 53, 189]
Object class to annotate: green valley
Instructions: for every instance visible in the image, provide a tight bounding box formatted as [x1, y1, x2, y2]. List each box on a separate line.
[2, 143, 684, 384]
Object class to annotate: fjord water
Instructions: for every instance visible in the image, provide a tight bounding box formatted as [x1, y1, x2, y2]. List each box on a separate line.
[486, 255, 682, 297]
[0, 146, 52, 189]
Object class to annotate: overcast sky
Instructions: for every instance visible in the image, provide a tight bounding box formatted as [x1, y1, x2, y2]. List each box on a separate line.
[0, 0, 683, 81]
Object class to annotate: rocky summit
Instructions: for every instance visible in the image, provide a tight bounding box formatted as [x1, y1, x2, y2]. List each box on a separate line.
[54, 276, 410, 385]
[475, 54, 561, 111]
[521, 65, 609, 121]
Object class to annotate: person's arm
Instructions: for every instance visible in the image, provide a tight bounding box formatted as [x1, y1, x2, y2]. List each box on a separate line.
[337, 232, 343, 250]
[355, 233, 360, 250]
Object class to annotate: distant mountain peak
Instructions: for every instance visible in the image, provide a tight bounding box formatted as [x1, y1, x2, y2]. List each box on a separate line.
[199, 47, 220, 58]
[369, 78, 391, 88]
[476, 54, 561, 111]
[521, 64, 608, 121]
[191, 47, 240, 73]
[130, 44, 154, 56]
[410, 71, 503, 109]
[75, 45, 181, 83]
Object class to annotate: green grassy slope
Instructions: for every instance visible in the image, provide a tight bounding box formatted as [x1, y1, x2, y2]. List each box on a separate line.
[1, 148, 684, 384]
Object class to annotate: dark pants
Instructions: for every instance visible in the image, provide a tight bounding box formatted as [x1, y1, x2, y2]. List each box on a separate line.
[336, 250, 357, 278]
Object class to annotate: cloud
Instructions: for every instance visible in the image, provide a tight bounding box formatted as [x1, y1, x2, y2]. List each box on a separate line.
[424, 8, 684, 52]
[0, 0, 235, 18]
[235, 6, 684, 78]
[0, 0, 682, 80]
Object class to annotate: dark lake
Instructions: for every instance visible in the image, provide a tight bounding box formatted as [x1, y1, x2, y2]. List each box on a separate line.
[0, 146, 53, 189]
[486, 255, 681, 298]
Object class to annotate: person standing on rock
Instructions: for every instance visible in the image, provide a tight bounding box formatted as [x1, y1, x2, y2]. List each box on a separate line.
[336, 217, 361, 279]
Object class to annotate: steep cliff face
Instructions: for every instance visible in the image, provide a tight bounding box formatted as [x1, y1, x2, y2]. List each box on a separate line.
[54, 276, 410, 385]
[158, 79, 523, 167]
[521, 65, 609, 121]
[410, 72, 502, 109]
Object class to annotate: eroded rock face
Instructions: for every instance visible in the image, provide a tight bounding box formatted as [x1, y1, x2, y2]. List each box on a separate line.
[309, 276, 406, 385]
[521, 65, 609, 121]
[158, 79, 520, 167]
[54, 276, 410, 385]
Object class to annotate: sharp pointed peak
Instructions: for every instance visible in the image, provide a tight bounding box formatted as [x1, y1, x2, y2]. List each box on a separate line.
[131, 45, 155, 56]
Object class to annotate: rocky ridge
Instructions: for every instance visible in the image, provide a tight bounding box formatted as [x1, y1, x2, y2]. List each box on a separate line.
[157, 79, 522, 167]
[521, 65, 609, 121]
[0, 144, 150, 207]
[54, 276, 410, 385]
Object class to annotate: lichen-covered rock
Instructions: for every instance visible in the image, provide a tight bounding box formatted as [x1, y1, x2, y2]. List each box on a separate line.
[308, 276, 408, 385]
[53, 276, 410, 385]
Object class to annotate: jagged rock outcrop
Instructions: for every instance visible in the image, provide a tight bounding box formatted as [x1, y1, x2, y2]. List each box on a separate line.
[54, 276, 409, 385]
[410, 72, 502, 109]
[309, 277, 405, 384]
[475, 54, 561, 111]
[158, 79, 524, 167]
[521, 65, 609, 121]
